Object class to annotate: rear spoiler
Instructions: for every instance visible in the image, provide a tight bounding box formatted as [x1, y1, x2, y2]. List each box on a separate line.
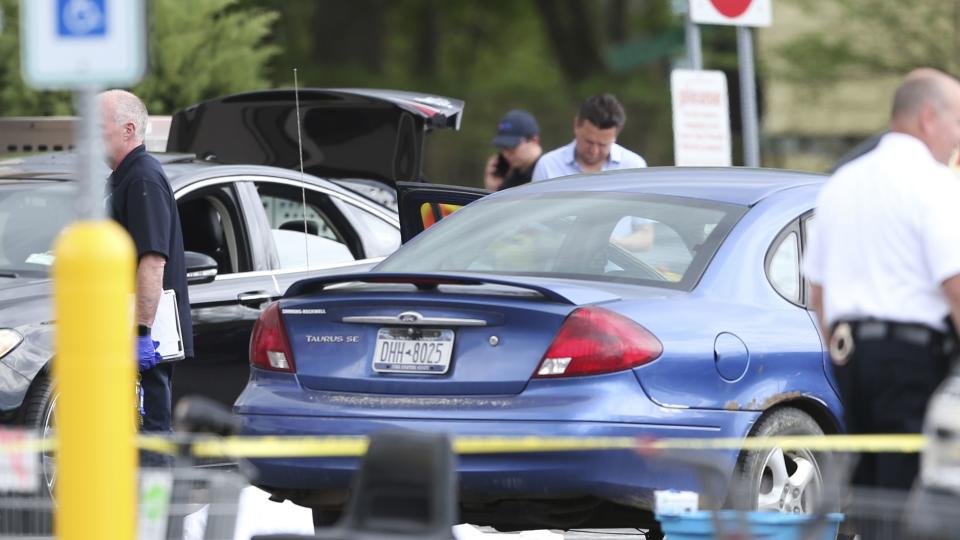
[284, 272, 576, 305]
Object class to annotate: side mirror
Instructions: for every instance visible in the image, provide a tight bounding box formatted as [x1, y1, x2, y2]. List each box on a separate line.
[185, 251, 218, 285]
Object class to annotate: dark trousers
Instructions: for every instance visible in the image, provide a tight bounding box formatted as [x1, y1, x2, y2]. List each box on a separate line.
[832, 338, 950, 490]
[140, 362, 174, 466]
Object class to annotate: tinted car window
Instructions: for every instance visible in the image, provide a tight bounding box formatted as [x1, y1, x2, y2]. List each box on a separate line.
[769, 231, 801, 303]
[254, 182, 356, 269]
[338, 202, 400, 258]
[178, 184, 249, 274]
[0, 183, 74, 275]
[378, 193, 745, 291]
[610, 218, 692, 282]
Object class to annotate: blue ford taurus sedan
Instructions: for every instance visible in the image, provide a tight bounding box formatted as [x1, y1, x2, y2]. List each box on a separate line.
[235, 168, 842, 530]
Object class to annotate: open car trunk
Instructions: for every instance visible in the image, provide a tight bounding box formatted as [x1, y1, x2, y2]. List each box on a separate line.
[166, 88, 464, 183]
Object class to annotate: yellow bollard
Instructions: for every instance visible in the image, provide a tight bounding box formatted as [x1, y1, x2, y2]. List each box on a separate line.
[52, 220, 136, 540]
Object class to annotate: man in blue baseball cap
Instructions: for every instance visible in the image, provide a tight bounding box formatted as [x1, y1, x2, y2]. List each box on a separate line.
[483, 109, 543, 191]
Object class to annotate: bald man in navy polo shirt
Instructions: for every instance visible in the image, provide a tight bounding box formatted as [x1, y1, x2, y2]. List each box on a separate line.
[101, 90, 193, 447]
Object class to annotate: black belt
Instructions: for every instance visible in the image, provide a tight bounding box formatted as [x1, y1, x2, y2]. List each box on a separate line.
[838, 320, 950, 351]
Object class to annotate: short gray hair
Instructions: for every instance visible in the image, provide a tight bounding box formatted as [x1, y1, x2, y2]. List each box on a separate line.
[101, 89, 148, 143]
[891, 75, 951, 121]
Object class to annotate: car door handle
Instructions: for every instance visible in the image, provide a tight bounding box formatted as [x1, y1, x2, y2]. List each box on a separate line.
[237, 291, 272, 308]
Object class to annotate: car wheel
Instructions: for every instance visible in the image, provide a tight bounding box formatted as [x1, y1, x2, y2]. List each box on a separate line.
[15, 373, 57, 497]
[730, 407, 825, 513]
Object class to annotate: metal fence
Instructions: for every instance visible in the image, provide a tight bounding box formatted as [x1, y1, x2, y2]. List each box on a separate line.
[0, 465, 245, 540]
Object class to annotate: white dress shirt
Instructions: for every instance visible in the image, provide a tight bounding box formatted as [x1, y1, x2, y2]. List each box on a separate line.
[802, 133, 960, 330]
[531, 140, 646, 181]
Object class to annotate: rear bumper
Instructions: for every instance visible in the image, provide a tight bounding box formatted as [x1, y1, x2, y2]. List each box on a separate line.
[235, 369, 758, 509]
[241, 414, 748, 509]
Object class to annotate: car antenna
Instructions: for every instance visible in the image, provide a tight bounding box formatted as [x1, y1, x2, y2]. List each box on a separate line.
[294, 68, 310, 269]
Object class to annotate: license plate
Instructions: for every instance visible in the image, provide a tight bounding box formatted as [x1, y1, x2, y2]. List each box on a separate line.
[372, 328, 454, 374]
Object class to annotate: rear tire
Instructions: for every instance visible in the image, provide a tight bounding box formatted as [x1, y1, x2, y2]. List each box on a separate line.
[729, 407, 827, 513]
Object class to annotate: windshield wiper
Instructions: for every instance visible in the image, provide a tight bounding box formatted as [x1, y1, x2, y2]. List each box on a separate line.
[0, 272, 19, 278]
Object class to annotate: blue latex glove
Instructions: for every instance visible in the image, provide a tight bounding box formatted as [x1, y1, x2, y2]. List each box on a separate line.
[137, 335, 162, 372]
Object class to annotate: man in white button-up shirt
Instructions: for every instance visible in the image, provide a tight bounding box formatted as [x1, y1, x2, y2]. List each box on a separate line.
[531, 93, 646, 181]
[803, 69, 960, 491]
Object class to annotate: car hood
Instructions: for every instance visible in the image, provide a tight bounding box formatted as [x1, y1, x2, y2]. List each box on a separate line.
[0, 277, 52, 327]
[166, 88, 464, 183]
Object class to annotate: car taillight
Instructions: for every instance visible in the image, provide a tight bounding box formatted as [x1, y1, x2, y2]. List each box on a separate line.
[250, 302, 296, 372]
[535, 307, 662, 378]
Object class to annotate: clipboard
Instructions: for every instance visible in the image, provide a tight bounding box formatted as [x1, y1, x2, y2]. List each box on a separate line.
[153, 289, 185, 361]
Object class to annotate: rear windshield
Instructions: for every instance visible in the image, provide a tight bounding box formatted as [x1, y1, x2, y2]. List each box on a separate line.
[0, 182, 75, 276]
[377, 192, 745, 291]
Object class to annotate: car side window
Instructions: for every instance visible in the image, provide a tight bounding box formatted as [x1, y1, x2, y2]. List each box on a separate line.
[800, 213, 816, 306]
[768, 230, 801, 304]
[337, 202, 400, 258]
[177, 184, 249, 275]
[254, 182, 357, 269]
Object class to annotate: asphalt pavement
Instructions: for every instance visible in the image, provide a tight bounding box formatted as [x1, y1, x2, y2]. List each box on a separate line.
[211, 487, 652, 539]
[466, 527, 648, 539]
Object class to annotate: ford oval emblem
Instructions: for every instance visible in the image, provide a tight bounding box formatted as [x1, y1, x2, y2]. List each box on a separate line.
[398, 311, 423, 323]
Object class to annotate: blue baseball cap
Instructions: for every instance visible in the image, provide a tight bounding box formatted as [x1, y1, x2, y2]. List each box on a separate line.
[492, 109, 539, 149]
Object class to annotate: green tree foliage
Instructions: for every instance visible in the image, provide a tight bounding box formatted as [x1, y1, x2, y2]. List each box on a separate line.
[0, 0, 279, 115]
[774, 0, 960, 87]
[3, 1, 744, 181]
[0, 0, 73, 115]
[248, 0, 691, 183]
[136, 0, 279, 114]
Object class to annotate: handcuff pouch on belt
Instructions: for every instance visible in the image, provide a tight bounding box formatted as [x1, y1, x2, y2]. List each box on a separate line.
[829, 322, 855, 366]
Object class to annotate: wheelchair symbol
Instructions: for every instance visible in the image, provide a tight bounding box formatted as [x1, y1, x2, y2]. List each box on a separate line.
[58, 0, 106, 38]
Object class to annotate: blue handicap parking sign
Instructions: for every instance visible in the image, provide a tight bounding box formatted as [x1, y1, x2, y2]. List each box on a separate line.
[57, 0, 106, 38]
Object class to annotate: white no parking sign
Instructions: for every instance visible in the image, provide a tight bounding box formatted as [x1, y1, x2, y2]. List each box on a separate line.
[671, 69, 732, 167]
[21, 0, 145, 89]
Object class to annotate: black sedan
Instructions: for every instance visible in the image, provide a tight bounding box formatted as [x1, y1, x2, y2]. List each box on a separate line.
[0, 88, 466, 441]
[0, 153, 398, 420]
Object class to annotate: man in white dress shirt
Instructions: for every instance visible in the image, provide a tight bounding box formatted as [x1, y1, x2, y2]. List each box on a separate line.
[803, 68, 960, 491]
[532, 93, 646, 181]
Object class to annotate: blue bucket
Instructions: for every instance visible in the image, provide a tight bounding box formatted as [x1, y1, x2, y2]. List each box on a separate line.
[656, 511, 844, 540]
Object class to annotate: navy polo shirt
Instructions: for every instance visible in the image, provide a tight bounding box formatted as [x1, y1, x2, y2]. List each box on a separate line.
[108, 145, 194, 358]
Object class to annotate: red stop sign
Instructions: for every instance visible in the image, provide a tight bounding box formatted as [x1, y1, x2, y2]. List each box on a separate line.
[710, 0, 752, 18]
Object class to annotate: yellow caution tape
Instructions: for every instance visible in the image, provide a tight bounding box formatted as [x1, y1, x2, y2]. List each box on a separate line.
[191, 436, 369, 458]
[137, 434, 178, 456]
[181, 433, 928, 459]
[0, 436, 56, 454]
[0, 433, 933, 458]
[454, 436, 640, 454]
[652, 434, 927, 453]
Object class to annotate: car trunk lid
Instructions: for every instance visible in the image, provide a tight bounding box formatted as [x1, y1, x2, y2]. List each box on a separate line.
[279, 273, 619, 395]
[166, 88, 463, 182]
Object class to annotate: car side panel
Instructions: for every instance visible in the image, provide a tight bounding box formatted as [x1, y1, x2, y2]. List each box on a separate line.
[629, 186, 841, 423]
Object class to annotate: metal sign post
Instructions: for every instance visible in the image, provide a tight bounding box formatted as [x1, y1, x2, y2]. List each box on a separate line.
[21, 2, 146, 539]
[75, 88, 104, 219]
[671, 1, 703, 71]
[685, 11, 704, 71]
[688, 0, 771, 167]
[737, 26, 760, 167]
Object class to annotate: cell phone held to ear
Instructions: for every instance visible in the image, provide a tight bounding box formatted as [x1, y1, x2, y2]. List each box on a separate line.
[494, 153, 510, 177]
